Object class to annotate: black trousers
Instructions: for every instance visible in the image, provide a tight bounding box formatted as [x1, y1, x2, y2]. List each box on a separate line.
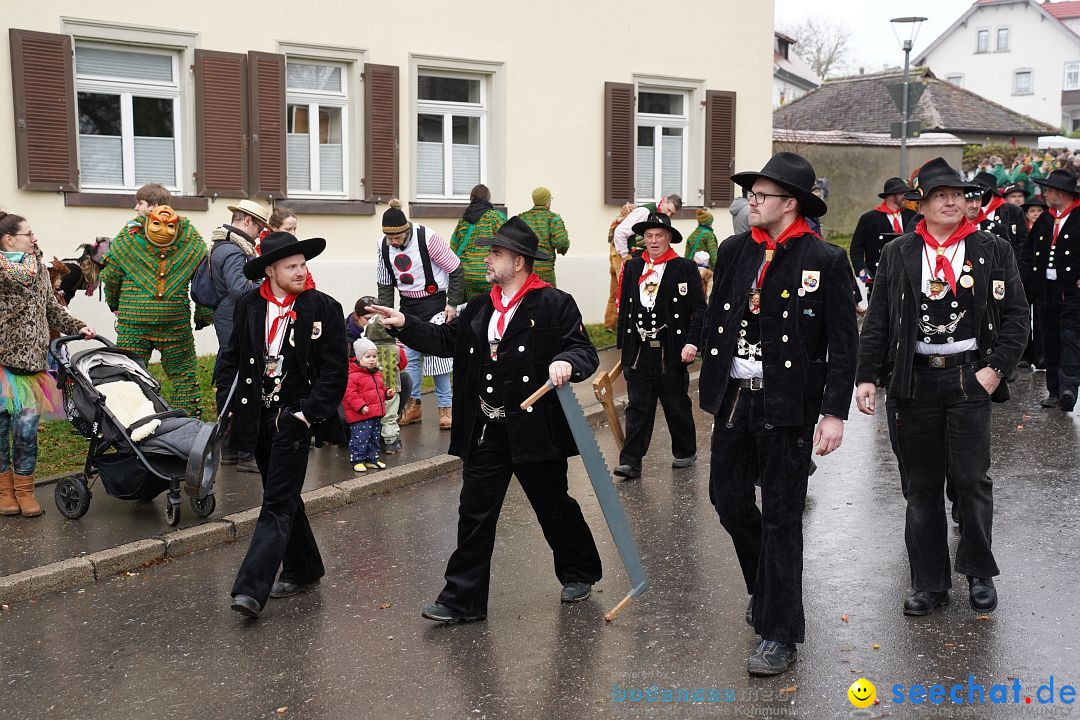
[232, 408, 325, 607]
[1037, 282, 1080, 398]
[888, 364, 999, 592]
[619, 351, 696, 468]
[708, 381, 814, 645]
[437, 420, 602, 616]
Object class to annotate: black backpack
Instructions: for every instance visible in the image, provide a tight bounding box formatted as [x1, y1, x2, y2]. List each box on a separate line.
[190, 242, 226, 308]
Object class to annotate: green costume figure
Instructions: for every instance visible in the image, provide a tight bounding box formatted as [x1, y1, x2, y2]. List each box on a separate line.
[684, 208, 719, 269]
[101, 206, 211, 417]
[518, 186, 570, 286]
[451, 184, 506, 300]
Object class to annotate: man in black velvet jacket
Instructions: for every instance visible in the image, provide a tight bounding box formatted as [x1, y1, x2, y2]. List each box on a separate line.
[369, 216, 603, 623]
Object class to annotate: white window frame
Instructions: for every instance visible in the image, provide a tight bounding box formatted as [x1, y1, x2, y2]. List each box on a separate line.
[945, 74, 965, 87]
[995, 26, 1010, 52]
[73, 41, 183, 192]
[284, 58, 350, 199]
[1065, 62, 1080, 92]
[635, 87, 690, 204]
[415, 69, 487, 201]
[976, 28, 989, 54]
[1014, 68, 1034, 95]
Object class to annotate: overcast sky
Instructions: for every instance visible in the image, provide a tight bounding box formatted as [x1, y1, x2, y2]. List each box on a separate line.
[775, 0, 979, 75]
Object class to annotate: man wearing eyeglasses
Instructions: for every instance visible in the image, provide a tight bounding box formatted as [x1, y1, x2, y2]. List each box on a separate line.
[698, 152, 858, 676]
[377, 199, 465, 430]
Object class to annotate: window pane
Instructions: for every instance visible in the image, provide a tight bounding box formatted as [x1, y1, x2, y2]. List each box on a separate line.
[134, 137, 175, 186]
[661, 130, 683, 197]
[1016, 71, 1032, 93]
[418, 75, 480, 103]
[133, 96, 174, 138]
[451, 116, 479, 146]
[977, 30, 988, 52]
[78, 92, 121, 136]
[286, 63, 342, 93]
[638, 92, 683, 115]
[997, 28, 1008, 50]
[451, 118, 480, 195]
[287, 104, 311, 191]
[319, 107, 343, 193]
[636, 126, 655, 201]
[79, 136, 123, 185]
[637, 126, 654, 147]
[417, 114, 444, 194]
[75, 46, 173, 83]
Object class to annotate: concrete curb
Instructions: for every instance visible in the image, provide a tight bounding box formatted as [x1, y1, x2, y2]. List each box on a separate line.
[3, 375, 651, 606]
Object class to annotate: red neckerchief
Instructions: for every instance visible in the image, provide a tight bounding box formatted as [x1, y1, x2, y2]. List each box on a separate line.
[874, 203, 904, 233]
[260, 281, 300, 349]
[984, 195, 1005, 216]
[1050, 198, 1080, 246]
[637, 247, 680, 285]
[750, 216, 818, 287]
[490, 272, 551, 337]
[915, 218, 977, 296]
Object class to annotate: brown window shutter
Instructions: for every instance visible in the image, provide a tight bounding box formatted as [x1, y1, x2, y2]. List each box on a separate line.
[9, 29, 78, 191]
[705, 90, 737, 207]
[364, 63, 399, 203]
[194, 50, 248, 197]
[247, 51, 286, 201]
[604, 82, 634, 205]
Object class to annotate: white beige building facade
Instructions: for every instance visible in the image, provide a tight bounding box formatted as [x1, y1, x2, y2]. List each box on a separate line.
[2, 1, 774, 350]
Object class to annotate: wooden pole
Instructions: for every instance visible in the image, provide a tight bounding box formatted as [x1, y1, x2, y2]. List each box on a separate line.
[604, 591, 635, 622]
[591, 360, 625, 450]
[520, 381, 555, 410]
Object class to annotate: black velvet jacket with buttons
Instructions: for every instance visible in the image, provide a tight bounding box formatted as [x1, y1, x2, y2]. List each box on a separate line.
[1020, 208, 1080, 295]
[857, 230, 1028, 403]
[215, 288, 349, 452]
[391, 287, 599, 464]
[616, 255, 706, 371]
[698, 230, 859, 426]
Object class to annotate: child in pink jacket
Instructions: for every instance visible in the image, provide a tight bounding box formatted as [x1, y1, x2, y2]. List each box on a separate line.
[344, 338, 389, 472]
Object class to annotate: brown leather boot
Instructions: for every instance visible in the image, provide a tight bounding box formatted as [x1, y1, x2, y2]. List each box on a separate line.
[399, 397, 423, 426]
[0, 470, 19, 516]
[13, 473, 42, 517]
[438, 406, 452, 430]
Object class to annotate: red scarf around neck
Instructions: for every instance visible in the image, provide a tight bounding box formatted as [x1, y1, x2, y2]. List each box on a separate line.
[749, 216, 818, 287]
[490, 272, 551, 337]
[874, 203, 904, 232]
[260, 281, 301, 347]
[915, 218, 977, 296]
[975, 195, 1005, 225]
[637, 247, 680, 285]
[1050, 197, 1080, 245]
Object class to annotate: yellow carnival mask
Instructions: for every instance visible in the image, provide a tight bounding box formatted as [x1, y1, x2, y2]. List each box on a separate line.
[146, 206, 179, 246]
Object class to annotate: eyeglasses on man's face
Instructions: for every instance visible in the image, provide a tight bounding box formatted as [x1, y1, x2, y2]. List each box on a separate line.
[747, 191, 793, 205]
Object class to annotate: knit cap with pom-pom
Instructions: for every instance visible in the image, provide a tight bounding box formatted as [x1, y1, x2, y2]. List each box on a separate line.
[382, 198, 408, 234]
[695, 208, 714, 226]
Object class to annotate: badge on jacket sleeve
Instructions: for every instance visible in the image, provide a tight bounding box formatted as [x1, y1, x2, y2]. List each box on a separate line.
[801, 270, 821, 293]
[678, 282, 688, 296]
[992, 279, 1006, 300]
[311, 321, 322, 339]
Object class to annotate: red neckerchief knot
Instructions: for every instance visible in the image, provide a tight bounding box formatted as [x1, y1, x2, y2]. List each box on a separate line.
[915, 218, 977, 296]
[260, 281, 300, 346]
[1050, 198, 1080, 246]
[637, 247, 680, 285]
[874, 202, 903, 233]
[490, 272, 551, 337]
[749, 216, 818, 287]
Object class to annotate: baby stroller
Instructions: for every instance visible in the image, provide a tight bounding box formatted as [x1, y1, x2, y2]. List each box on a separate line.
[50, 335, 229, 526]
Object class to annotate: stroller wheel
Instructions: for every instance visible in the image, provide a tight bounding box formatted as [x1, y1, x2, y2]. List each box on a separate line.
[190, 493, 216, 518]
[165, 500, 181, 527]
[54, 476, 91, 519]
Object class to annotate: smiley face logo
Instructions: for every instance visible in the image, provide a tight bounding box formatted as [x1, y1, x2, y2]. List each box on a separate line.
[848, 678, 876, 709]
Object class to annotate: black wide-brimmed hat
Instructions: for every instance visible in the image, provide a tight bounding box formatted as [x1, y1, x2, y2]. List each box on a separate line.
[244, 232, 326, 280]
[1022, 195, 1048, 211]
[971, 171, 1002, 196]
[878, 177, 911, 198]
[631, 212, 683, 244]
[1001, 182, 1027, 199]
[476, 216, 551, 260]
[1034, 169, 1080, 195]
[904, 157, 982, 201]
[732, 152, 827, 218]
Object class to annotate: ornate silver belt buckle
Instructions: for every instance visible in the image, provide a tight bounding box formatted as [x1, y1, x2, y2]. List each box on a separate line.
[929, 355, 946, 369]
[749, 377, 763, 391]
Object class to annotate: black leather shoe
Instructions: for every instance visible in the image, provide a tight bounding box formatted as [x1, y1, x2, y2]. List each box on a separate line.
[903, 590, 950, 616]
[967, 577, 998, 612]
[236, 457, 260, 474]
[561, 581, 592, 603]
[951, 503, 960, 525]
[671, 454, 696, 469]
[421, 602, 485, 624]
[1042, 395, 1060, 408]
[747, 639, 797, 676]
[745, 596, 754, 626]
[270, 579, 320, 599]
[613, 464, 641, 479]
[230, 593, 261, 618]
[1060, 391, 1076, 412]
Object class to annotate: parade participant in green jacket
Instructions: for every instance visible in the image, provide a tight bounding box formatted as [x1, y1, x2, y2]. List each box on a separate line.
[518, 186, 570, 286]
[451, 184, 506, 300]
[684, 208, 719, 269]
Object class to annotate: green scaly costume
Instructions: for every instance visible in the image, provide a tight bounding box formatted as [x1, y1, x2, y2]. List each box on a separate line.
[518, 205, 570, 286]
[101, 216, 211, 417]
[451, 208, 506, 301]
[683, 224, 718, 269]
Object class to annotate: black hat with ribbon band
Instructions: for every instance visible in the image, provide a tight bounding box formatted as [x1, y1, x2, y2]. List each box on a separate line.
[904, 157, 982, 201]
[971, 171, 1003, 196]
[1001, 182, 1027, 200]
[631, 212, 683, 244]
[878, 177, 911, 198]
[1034, 169, 1080, 196]
[731, 151, 828, 218]
[475, 216, 552, 260]
[244, 232, 326, 280]
[1022, 195, 1048, 211]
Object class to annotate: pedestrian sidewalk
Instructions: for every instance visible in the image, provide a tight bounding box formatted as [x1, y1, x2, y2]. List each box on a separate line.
[0, 347, 632, 602]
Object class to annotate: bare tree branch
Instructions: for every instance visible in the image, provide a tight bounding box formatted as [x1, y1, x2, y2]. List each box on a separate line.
[782, 17, 852, 80]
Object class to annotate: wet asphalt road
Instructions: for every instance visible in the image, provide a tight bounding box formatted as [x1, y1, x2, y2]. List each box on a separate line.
[1, 368, 1078, 720]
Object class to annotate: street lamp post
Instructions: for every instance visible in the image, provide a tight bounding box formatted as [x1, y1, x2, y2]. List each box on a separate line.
[891, 16, 928, 180]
